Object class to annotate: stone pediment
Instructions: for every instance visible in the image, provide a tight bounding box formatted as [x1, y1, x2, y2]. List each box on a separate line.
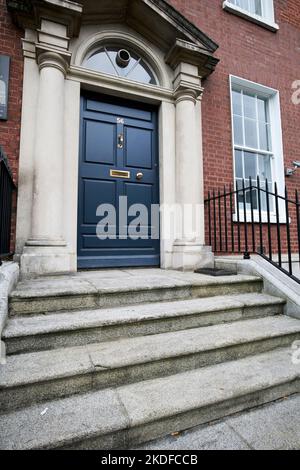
[7, 0, 219, 76]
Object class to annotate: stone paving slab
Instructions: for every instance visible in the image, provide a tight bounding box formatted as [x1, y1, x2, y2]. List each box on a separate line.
[137, 394, 300, 450]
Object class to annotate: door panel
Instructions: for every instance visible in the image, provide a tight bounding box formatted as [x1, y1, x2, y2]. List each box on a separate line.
[84, 120, 117, 165]
[125, 126, 153, 169]
[83, 179, 117, 225]
[78, 93, 160, 268]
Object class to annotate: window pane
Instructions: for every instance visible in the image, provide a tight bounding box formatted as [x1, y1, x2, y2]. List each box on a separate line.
[249, 0, 262, 15]
[260, 183, 274, 212]
[255, 0, 262, 15]
[258, 154, 272, 181]
[128, 61, 156, 85]
[259, 122, 270, 151]
[244, 118, 258, 148]
[257, 97, 268, 122]
[235, 149, 243, 178]
[235, 0, 249, 10]
[236, 178, 244, 208]
[233, 0, 262, 16]
[236, 178, 243, 191]
[268, 183, 275, 211]
[232, 89, 242, 115]
[244, 151, 257, 180]
[84, 49, 117, 75]
[247, 188, 258, 209]
[233, 115, 244, 145]
[243, 92, 256, 119]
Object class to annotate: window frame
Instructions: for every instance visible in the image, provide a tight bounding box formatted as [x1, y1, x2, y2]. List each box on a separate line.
[223, 0, 279, 32]
[229, 75, 285, 223]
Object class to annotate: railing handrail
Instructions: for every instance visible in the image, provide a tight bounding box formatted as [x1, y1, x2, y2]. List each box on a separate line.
[205, 177, 300, 285]
[205, 177, 299, 207]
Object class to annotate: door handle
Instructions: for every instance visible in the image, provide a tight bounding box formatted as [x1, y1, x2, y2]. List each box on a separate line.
[136, 172, 144, 180]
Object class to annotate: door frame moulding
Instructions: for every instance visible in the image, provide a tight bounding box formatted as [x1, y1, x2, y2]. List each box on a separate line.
[66, 33, 177, 270]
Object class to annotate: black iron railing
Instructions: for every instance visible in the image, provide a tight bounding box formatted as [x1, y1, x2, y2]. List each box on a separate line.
[205, 177, 300, 284]
[0, 147, 16, 265]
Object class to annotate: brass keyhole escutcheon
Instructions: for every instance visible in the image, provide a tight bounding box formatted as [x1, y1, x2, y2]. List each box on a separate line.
[136, 172, 144, 180]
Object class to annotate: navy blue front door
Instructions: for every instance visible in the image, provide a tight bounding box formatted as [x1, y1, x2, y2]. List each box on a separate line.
[78, 93, 160, 268]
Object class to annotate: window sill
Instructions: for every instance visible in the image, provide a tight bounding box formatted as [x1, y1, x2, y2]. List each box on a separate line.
[223, 1, 279, 32]
[233, 213, 288, 224]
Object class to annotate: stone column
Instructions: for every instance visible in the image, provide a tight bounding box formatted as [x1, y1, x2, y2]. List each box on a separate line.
[172, 64, 214, 271]
[21, 46, 73, 276]
[30, 51, 67, 244]
[13, 4, 83, 276]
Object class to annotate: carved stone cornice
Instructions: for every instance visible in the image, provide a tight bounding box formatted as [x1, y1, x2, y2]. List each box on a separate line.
[166, 39, 219, 78]
[6, 0, 82, 38]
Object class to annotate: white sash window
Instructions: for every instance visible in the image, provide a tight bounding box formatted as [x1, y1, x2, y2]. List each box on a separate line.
[230, 76, 285, 222]
[223, 0, 278, 31]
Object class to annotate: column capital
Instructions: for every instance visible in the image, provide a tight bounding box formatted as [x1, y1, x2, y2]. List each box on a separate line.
[173, 62, 204, 103]
[36, 46, 71, 77]
[173, 86, 203, 104]
[173, 88, 197, 105]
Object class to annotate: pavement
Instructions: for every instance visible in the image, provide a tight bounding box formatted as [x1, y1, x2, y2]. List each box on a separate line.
[136, 393, 300, 450]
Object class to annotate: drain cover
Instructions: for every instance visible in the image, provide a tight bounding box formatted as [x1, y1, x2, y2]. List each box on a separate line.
[194, 268, 237, 277]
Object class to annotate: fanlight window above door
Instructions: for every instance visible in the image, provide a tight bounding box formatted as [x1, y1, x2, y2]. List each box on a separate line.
[83, 46, 157, 85]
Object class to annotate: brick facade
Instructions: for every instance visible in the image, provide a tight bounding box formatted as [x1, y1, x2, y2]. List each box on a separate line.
[0, 0, 23, 251]
[170, 0, 300, 254]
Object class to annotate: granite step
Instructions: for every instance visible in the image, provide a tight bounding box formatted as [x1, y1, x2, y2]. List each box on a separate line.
[0, 347, 299, 450]
[3, 293, 285, 355]
[9, 272, 263, 316]
[1, 315, 300, 412]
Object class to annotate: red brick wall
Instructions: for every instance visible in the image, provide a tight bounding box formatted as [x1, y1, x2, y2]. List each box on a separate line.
[170, 0, 300, 254]
[0, 0, 23, 252]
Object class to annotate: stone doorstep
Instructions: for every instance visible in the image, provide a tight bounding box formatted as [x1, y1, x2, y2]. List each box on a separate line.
[8, 274, 263, 316]
[0, 347, 299, 450]
[3, 293, 285, 355]
[1, 315, 300, 412]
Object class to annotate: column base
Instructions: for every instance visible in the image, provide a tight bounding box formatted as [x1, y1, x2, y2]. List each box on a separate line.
[172, 241, 214, 271]
[20, 243, 76, 277]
